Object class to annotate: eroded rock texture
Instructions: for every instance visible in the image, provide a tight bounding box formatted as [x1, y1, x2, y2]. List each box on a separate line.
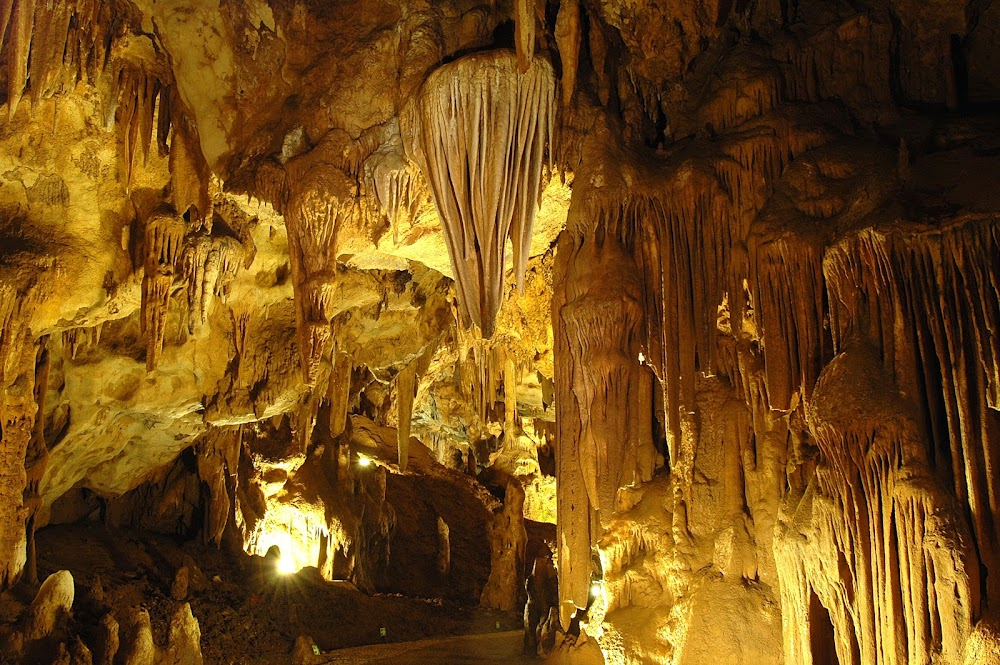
[0, 0, 998, 663]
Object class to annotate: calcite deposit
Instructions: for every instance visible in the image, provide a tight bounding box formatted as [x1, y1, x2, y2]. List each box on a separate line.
[0, 0, 999, 664]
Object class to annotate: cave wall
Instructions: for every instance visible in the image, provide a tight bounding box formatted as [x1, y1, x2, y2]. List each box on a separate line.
[0, 1, 999, 664]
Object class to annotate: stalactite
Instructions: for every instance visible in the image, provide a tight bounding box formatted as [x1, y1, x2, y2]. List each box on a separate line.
[61, 323, 103, 360]
[396, 361, 417, 473]
[770, 15, 893, 123]
[141, 205, 187, 372]
[2, 0, 124, 119]
[554, 0, 581, 111]
[631, 367, 657, 484]
[283, 151, 357, 383]
[114, 64, 168, 188]
[5, 0, 37, 118]
[169, 115, 212, 230]
[695, 49, 782, 134]
[364, 133, 420, 245]
[182, 235, 245, 333]
[749, 237, 828, 409]
[550, 101, 844, 632]
[503, 355, 519, 448]
[327, 350, 352, 438]
[230, 308, 251, 387]
[776, 344, 976, 665]
[412, 50, 556, 337]
[514, 0, 535, 74]
[823, 220, 1000, 599]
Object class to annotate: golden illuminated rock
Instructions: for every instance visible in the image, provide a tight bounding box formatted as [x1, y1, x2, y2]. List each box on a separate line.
[0, 1, 998, 664]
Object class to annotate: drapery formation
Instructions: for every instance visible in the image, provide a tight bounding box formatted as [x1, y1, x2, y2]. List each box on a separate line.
[412, 50, 556, 338]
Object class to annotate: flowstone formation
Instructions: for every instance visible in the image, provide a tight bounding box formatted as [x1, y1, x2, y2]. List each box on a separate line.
[0, 0, 999, 664]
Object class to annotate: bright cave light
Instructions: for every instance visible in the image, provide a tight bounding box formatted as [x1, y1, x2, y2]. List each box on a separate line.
[591, 580, 603, 598]
[277, 553, 297, 575]
[358, 454, 372, 468]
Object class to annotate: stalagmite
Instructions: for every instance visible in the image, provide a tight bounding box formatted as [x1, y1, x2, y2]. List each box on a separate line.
[24, 570, 75, 641]
[552, 232, 591, 627]
[412, 50, 555, 337]
[436, 516, 450, 575]
[0, 276, 45, 589]
[23, 335, 50, 585]
[196, 428, 239, 548]
[480, 481, 527, 611]
[561, 226, 644, 526]
[396, 361, 417, 473]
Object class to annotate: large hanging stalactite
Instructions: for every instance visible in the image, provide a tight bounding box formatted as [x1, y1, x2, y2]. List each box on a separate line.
[551, 131, 658, 623]
[410, 49, 556, 338]
[561, 221, 645, 527]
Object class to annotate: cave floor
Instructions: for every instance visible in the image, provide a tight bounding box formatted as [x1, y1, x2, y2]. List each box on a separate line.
[320, 631, 535, 663]
[23, 524, 523, 664]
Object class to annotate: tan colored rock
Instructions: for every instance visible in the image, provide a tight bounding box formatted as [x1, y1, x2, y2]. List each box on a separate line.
[291, 635, 321, 665]
[480, 481, 527, 612]
[94, 613, 120, 665]
[118, 608, 155, 665]
[170, 567, 190, 601]
[24, 569, 75, 641]
[163, 603, 203, 665]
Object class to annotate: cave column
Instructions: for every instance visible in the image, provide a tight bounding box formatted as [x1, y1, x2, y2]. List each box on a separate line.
[553, 211, 645, 626]
[0, 320, 40, 588]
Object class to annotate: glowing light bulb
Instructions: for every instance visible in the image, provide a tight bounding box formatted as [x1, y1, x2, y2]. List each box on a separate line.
[358, 454, 372, 468]
[638, 351, 646, 363]
[590, 580, 603, 597]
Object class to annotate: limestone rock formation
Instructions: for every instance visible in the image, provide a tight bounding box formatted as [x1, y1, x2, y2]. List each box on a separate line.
[0, 1, 998, 664]
[23, 569, 74, 641]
